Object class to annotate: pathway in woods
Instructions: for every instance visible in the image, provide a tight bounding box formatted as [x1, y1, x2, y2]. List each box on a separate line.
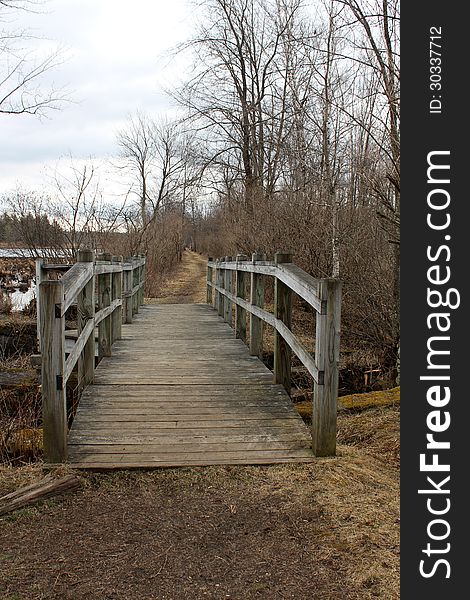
[147, 250, 207, 304]
[0, 253, 400, 600]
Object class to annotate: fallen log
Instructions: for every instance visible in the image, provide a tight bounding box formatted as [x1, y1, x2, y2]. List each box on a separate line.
[0, 474, 81, 516]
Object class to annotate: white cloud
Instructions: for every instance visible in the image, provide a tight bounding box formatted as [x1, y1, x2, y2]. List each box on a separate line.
[0, 0, 193, 196]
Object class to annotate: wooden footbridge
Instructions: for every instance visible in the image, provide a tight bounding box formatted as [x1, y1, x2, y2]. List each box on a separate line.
[38, 252, 341, 469]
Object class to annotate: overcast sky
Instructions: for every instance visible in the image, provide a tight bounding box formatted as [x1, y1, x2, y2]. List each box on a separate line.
[0, 0, 193, 197]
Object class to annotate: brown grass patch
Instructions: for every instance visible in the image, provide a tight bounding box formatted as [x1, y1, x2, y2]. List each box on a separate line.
[337, 407, 400, 467]
[294, 389, 400, 467]
[146, 250, 207, 304]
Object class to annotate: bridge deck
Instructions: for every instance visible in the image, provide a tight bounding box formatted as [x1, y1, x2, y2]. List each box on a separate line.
[68, 304, 313, 468]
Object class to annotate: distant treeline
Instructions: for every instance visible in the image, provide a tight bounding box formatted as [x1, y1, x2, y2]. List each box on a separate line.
[0, 212, 62, 245]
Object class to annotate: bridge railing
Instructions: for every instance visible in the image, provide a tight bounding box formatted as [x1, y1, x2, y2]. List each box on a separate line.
[37, 250, 146, 463]
[206, 252, 341, 457]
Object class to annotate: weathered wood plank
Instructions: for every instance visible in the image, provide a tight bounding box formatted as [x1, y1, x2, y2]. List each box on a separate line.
[64, 318, 95, 384]
[68, 448, 313, 464]
[71, 417, 305, 430]
[62, 262, 94, 312]
[68, 304, 313, 468]
[69, 439, 310, 454]
[68, 457, 314, 469]
[69, 431, 308, 444]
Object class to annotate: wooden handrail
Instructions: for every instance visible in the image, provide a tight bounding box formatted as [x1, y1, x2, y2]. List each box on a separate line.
[62, 262, 94, 313]
[37, 250, 146, 463]
[206, 251, 341, 457]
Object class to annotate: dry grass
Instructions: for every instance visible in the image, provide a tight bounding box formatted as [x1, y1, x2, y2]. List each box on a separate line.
[337, 407, 400, 467]
[0, 316, 41, 464]
[0, 402, 400, 599]
[146, 250, 207, 304]
[0, 446, 399, 599]
[295, 389, 400, 468]
[340, 387, 400, 410]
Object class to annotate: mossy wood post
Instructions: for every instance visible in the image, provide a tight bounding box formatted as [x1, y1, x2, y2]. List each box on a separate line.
[217, 259, 224, 318]
[313, 279, 342, 457]
[77, 249, 95, 391]
[249, 253, 265, 358]
[97, 253, 112, 358]
[40, 279, 67, 463]
[123, 258, 133, 324]
[235, 254, 248, 342]
[111, 255, 123, 342]
[223, 256, 232, 325]
[206, 257, 213, 304]
[274, 252, 293, 392]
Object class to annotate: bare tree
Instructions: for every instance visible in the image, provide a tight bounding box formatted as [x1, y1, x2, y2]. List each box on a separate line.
[5, 159, 125, 259]
[335, 0, 400, 236]
[174, 0, 303, 213]
[116, 113, 186, 230]
[0, 0, 67, 115]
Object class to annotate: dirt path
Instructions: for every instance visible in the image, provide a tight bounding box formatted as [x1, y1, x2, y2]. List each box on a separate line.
[147, 250, 207, 304]
[0, 255, 399, 600]
[0, 444, 399, 600]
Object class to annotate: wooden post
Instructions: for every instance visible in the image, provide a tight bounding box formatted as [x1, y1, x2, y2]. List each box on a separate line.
[123, 258, 133, 324]
[235, 254, 248, 342]
[207, 257, 213, 304]
[112, 255, 123, 342]
[274, 251, 293, 392]
[217, 259, 224, 318]
[35, 258, 45, 353]
[140, 255, 146, 306]
[250, 253, 265, 358]
[223, 256, 232, 325]
[97, 253, 112, 358]
[213, 259, 218, 311]
[312, 279, 342, 457]
[77, 249, 95, 391]
[40, 279, 67, 463]
[132, 257, 139, 315]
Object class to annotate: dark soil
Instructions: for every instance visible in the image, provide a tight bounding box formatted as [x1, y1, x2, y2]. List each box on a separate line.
[0, 451, 399, 600]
